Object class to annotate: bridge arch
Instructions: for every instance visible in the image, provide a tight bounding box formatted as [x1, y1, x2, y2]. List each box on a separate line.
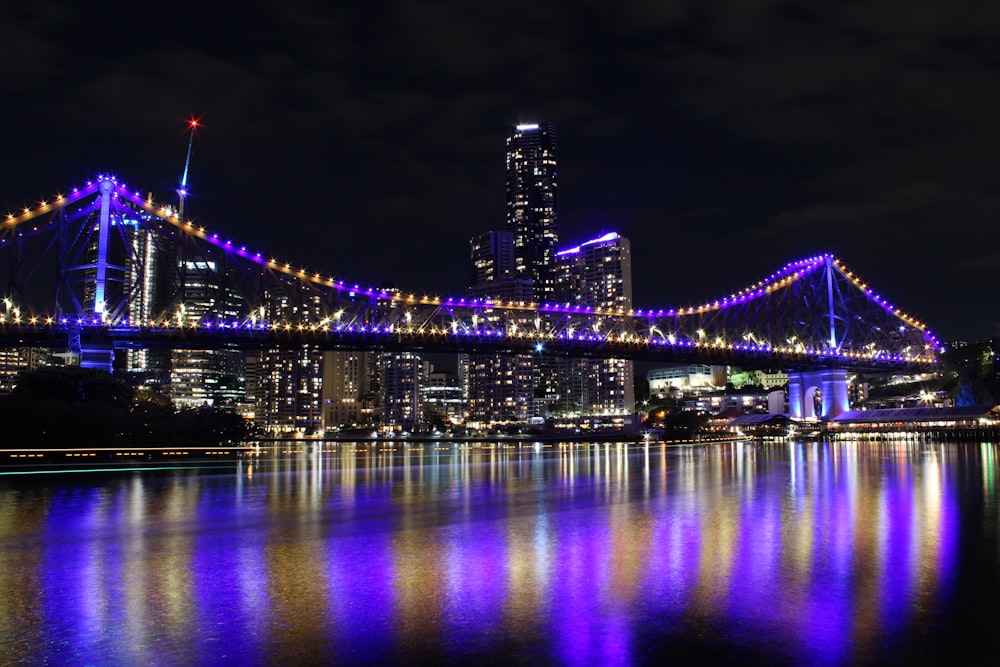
[0, 175, 943, 380]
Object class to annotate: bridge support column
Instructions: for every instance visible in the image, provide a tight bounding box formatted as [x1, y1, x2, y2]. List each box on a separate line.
[79, 345, 114, 373]
[788, 369, 850, 420]
[92, 179, 115, 318]
[69, 326, 114, 373]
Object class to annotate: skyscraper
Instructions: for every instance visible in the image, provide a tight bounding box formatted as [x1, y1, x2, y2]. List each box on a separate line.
[466, 230, 534, 426]
[506, 122, 558, 302]
[169, 256, 245, 408]
[553, 232, 635, 418]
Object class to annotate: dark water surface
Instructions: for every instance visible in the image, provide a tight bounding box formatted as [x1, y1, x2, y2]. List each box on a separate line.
[1, 440, 998, 666]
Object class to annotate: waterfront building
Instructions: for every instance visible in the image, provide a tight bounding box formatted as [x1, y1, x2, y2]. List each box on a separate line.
[382, 351, 421, 433]
[255, 345, 323, 432]
[683, 391, 777, 415]
[552, 232, 635, 417]
[507, 122, 560, 417]
[253, 292, 324, 433]
[466, 227, 535, 426]
[727, 368, 788, 390]
[421, 370, 466, 427]
[169, 257, 245, 408]
[463, 352, 533, 428]
[0, 347, 49, 394]
[422, 371, 468, 425]
[321, 350, 379, 430]
[649, 365, 728, 397]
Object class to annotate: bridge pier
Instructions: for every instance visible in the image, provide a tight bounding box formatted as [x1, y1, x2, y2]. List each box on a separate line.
[69, 327, 114, 373]
[79, 346, 114, 373]
[787, 369, 850, 421]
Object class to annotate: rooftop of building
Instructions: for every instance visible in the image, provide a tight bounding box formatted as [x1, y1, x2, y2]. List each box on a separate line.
[832, 405, 998, 424]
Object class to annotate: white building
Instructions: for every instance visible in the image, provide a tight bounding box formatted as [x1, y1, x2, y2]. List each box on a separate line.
[647, 365, 727, 397]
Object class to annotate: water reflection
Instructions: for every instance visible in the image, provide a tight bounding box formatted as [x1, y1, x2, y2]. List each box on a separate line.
[0, 440, 992, 664]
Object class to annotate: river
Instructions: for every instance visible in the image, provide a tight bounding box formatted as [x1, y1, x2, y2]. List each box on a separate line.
[1, 439, 998, 665]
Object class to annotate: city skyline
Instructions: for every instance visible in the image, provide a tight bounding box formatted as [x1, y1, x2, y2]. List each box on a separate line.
[0, 2, 997, 341]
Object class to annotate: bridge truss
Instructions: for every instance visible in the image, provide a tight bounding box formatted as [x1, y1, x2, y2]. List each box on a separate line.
[0, 176, 941, 371]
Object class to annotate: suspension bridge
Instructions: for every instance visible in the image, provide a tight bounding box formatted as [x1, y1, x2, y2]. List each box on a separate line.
[0, 175, 942, 419]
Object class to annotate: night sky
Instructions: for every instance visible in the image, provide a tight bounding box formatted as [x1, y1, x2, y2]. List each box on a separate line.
[1, 1, 997, 341]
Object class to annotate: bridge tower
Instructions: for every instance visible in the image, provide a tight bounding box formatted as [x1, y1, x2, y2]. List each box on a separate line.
[786, 256, 851, 421]
[74, 178, 116, 371]
[787, 369, 850, 420]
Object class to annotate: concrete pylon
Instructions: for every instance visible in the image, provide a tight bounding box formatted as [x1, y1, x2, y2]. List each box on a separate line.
[788, 369, 850, 420]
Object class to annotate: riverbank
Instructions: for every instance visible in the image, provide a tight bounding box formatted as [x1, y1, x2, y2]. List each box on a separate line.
[1, 435, 745, 474]
[0, 445, 244, 475]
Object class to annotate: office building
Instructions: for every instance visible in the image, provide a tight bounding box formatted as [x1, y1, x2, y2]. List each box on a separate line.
[121, 210, 177, 387]
[0, 347, 48, 395]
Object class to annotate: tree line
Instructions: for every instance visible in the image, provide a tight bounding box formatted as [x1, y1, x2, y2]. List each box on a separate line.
[0, 366, 258, 447]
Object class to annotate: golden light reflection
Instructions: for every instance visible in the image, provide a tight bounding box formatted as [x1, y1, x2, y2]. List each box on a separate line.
[0, 439, 982, 664]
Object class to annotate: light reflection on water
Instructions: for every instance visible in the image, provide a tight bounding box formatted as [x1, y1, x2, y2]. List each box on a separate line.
[0, 440, 997, 665]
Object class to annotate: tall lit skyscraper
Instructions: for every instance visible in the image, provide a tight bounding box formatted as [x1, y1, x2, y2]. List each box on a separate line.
[506, 122, 558, 302]
[123, 212, 176, 387]
[466, 231, 534, 426]
[553, 232, 635, 418]
[506, 122, 560, 417]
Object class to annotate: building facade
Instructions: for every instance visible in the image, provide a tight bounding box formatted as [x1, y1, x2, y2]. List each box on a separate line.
[465, 228, 536, 426]
[169, 257, 245, 408]
[648, 365, 728, 397]
[422, 370, 466, 428]
[552, 232, 635, 417]
[506, 122, 558, 302]
[381, 351, 422, 433]
[321, 350, 379, 430]
[252, 292, 324, 433]
[506, 122, 560, 417]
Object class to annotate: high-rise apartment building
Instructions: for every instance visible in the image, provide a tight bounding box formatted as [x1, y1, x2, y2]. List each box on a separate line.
[253, 292, 324, 433]
[462, 352, 533, 427]
[422, 370, 466, 427]
[506, 122, 561, 418]
[553, 232, 635, 417]
[381, 351, 421, 432]
[321, 350, 379, 430]
[0, 347, 48, 395]
[471, 231, 513, 288]
[466, 229, 535, 426]
[170, 257, 245, 408]
[506, 122, 558, 302]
